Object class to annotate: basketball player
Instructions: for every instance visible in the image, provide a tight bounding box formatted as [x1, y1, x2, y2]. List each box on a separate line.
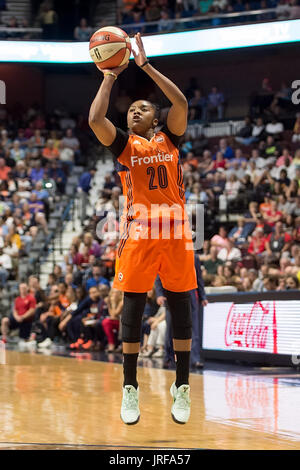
[89, 33, 197, 425]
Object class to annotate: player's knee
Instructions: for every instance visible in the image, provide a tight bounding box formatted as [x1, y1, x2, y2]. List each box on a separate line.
[122, 292, 146, 343]
[164, 290, 192, 340]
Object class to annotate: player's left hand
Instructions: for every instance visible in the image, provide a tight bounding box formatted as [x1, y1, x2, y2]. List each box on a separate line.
[202, 300, 208, 307]
[132, 32, 148, 68]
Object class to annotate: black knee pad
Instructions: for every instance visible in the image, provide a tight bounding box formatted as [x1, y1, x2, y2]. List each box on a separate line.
[121, 292, 147, 343]
[164, 290, 192, 340]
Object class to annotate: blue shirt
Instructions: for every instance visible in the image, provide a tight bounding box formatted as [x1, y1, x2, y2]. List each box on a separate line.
[79, 172, 92, 193]
[30, 168, 45, 183]
[86, 276, 110, 291]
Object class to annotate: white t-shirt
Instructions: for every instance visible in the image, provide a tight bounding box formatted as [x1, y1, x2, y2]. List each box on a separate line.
[265, 122, 284, 134]
[0, 253, 12, 270]
[217, 247, 242, 262]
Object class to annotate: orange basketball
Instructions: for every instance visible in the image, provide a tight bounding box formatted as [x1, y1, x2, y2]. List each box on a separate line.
[89, 26, 131, 69]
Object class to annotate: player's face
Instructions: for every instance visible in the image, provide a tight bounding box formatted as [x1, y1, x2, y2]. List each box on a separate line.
[127, 100, 157, 135]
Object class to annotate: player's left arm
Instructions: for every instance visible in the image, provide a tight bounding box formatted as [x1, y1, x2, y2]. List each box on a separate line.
[133, 33, 187, 136]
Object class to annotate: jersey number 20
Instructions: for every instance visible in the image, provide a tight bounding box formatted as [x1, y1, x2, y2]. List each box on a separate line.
[147, 165, 168, 190]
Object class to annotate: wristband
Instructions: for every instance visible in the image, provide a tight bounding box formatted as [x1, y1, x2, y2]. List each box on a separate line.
[140, 60, 150, 68]
[104, 71, 117, 80]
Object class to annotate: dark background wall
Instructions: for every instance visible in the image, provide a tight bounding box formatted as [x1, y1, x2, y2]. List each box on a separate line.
[0, 42, 299, 119]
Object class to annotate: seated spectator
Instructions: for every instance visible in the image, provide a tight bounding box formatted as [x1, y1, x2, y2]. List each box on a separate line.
[157, 8, 174, 32]
[276, 0, 291, 19]
[217, 238, 242, 262]
[74, 18, 92, 41]
[251, 77, 274, 116]
[10, 140, 25, 163]
[188, 89, 207, 122]
[61, 128, 80, 163]
[42, 139, 59, 160]
[265, 221, 293, 261]
[235, 116, 253, 144]
[47, 161, 67, 194]
[248, 227, 268, 256]
[236, 116, 266, 145]
[85, 265, 110, 291]
[292, 113, 300, 143]
[207, 86, 225, 120]
[265, 117, 284, 139]
[264, 200, 283, 229]
[211, 226, 229, 251]
[140, 306, 166, 358]
[102, 288, 123, 352]
[30, 159, 45, 183]
[216, 137, 234, 160]
[30, 129, 45, 149]
[0, 158, 11, 181]
[1, 283, 36, 344]
[0, 246, 12, 287]
[67, 286, 102, 348]
[203, 246, 224, 274]
[289, 0, 300, 19]
[228, 217, 249, 245]
[219, 174, 241, 212]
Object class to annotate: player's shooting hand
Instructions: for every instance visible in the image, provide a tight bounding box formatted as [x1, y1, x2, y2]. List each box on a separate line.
[132, 32, 147, 67]
[97, 62, 129, 77]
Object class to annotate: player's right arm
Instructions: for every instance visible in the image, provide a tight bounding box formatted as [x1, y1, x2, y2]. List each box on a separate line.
[89, 64, 128, 146]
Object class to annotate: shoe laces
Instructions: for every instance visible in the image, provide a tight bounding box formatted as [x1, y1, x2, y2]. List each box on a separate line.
[175, 386, 190, 409]
[123, 387, 138, 410]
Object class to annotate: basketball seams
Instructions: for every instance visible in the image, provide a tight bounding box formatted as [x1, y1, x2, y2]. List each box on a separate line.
[89, 26, 131, 68]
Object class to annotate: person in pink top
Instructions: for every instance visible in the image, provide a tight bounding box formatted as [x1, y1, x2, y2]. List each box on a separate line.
[210, 226, 229, 251]
[0, 158, 11, 181]
[276, 148, 293, 167]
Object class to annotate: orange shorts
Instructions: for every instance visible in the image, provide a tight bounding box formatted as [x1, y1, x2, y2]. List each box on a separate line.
[113, 219, 197, 293]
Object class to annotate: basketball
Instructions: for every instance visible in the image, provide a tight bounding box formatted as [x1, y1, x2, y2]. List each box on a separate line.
[89, 26, 131, 69]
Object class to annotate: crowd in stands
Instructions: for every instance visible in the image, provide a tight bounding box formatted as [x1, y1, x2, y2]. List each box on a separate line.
[0, 0, 299, 41]
[0, 67, 300, 364]
[117, 0, 300, 34]
[0, 102, 85, 288]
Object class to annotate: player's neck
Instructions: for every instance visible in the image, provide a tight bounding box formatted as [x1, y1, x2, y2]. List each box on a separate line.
[130, 128, 155, 141]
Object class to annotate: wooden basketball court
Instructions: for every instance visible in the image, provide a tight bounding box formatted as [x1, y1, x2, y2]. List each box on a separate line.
[0, 350, 300, 450]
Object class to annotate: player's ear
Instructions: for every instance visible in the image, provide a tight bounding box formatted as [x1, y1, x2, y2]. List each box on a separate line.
[152, 118, 158, 128]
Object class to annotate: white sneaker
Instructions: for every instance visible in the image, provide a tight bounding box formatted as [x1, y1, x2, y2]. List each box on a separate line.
[152, 349, 164, 358]
[37, 338, 53, 349]
[170, 382, 191, 424]
[120, 385, 140, 425]
[18, 339, 27, 351]
[26, 340, 37, 351]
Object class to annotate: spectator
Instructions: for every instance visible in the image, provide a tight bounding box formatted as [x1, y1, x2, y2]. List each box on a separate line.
[86, 265, 110, 291]
[1, 283, 36, 344]
[292, 113, 300, 143]
[265, 117, 284, 139]
[102, 288, 123, 352]
[74, 18, 92, 41]
[78, 167, 97, 224]
[140, 305, 166, 357]
[265, 221, 293, 262]
[203, 246, 224, 274]
[217, 238, 242, 262]
[0, 158, 11, 181]
[207, 86, 225, 120]
[38, 1, 58, 40]
[42, 139, 59, 160]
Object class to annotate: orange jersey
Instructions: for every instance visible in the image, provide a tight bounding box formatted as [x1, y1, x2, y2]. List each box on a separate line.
[107, 126, 186, 222]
